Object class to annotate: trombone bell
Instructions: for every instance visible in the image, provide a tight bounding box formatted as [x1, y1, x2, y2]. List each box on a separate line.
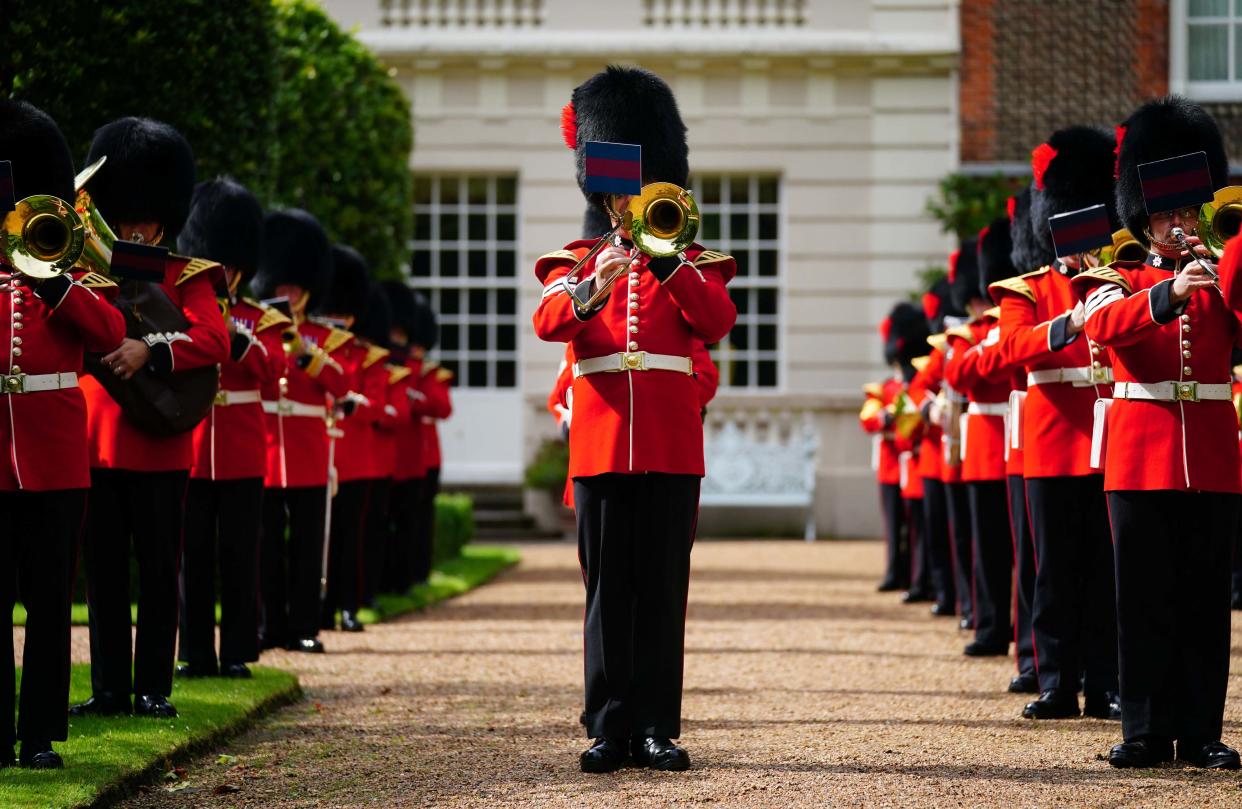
[626, 182, 700, 258]
[1, 195, 85, 278]
[1100, 229, 1145, 265]
[1199, 186, 1242, 257]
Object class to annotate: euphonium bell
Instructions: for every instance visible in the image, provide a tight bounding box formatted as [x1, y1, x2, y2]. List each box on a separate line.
[1, 194, 85, 278]
[72, 157, 117, 275]
[1198, 186, 1242, 257]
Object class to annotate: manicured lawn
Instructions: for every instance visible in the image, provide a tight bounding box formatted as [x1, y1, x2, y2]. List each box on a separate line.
[0, 665, 299, 809]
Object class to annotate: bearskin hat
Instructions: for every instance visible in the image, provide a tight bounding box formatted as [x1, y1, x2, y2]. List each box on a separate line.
[253, 209, 332, 309]
[562, 65, 688, 214]
[582, 202, 613, 240]
[978, 216, 1017, 299]
[1115, 96, 1228, 247]
[354, 281, 392, 347]
[319, 245, 372, 323]
[84, 117, 196, 237]
[1029, 126, 1119, 260]
[411, 290, 439, 350]
[922, 277, 964, 335]
[381, 279, 418, 342]
[0, 99, 75, 204]
[949, 237, 981, 313]
[1008, 185, 1052, 272]
[883, 301, 930, 367]
[176, 178, 264, 287]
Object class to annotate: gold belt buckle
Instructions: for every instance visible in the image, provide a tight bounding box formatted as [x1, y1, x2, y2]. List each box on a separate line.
[214, 389, 228, 406]
[620, 351, 647, 371]
[1092, 366, 1111, 384]
[2, 374, 24, 393]
[1175, 381, 1199, 402]
[277, 400, 294, 416]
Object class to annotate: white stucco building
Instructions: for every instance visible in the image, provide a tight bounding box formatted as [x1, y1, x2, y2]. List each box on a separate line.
[318, 0, 960, 537]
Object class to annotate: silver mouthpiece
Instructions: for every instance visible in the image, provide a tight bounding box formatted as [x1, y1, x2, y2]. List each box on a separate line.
[1171, 227, 1187, 241]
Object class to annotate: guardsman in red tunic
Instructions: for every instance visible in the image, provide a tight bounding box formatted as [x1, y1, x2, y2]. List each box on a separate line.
[1234, 358, 1242, 610]
[537, 67, 736, 774]
[888, 304, 931, 602]
[411, 296, 452, 587]
[73, 119, 230, 721]
[253, 210, 353, 654]
[1076, 98, 1240, 770]
[176, 179, 284, 680]
[317, 246, 376, 632]
[0, 101, 127, 770]
[990, 128, 1120, 722]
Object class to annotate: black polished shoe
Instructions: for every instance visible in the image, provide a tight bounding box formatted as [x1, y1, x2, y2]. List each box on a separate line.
[134, 695, 178, 718]
[930, 601, 955, 617]
[958, 616, 973, 631]
[579, 737, 628, 773]
[340, 610, 365, 632]
[175, 662, 218, 678]
[18, 742, 62, 770]
[901, 588, 934, 604]
[631, 736, 691, 771]
[1007, 673, 1040, 694]
[963, 640, 1009, 657]
[1233, 592, 1242, 611]
[68, 693, 131, 717]
[1108, 737, 1173, 768]
[220, 662, 253, 679]
[1178, 740, 1241, 770]
[1084, 691, 1123, 721]
[876, 579, 904, 593]
[287, 637, 325, 654]
[1022, 690, 1079, 720]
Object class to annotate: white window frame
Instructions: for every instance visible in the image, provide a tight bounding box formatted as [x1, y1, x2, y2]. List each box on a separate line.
[409, 174, 521, 389]
[1170, 0, 1242, 102]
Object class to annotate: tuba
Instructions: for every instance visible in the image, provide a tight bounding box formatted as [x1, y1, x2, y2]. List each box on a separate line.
[1197, 186, 1242, 257]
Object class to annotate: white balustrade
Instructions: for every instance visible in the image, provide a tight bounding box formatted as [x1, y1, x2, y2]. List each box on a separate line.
[641, 0, 805, 28]
[381, 0, 545, 28]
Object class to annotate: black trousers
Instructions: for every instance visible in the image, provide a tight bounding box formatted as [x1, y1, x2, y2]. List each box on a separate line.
[1109, 490, 1236, 744]
[0, 489, 84, 749]
[922, 477, 957, 610]
[385, 477, 422, 594]
[324, 479, 371, 617]
[1026, 475, 1117, 697]
[878, 483, 908, 588]
[85, 468, 188, 699]
[412, 467, 440, 585]
[1008, 475, 1036, 677]
[576, 472, 699, 739]
[968, 480, 1012, 648]
[906, 498, 929, 594]
[946, 481, 974, 623]
[260, 485, 327, 646]
[178, 478, 262, 669]
[363, 477, 392, 604]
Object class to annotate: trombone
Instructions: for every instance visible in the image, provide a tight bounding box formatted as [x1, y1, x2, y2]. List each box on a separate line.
[568, 182, 700, 310]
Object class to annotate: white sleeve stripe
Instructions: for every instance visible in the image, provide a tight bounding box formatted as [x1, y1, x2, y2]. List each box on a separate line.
[1085, 285, 1124, 319]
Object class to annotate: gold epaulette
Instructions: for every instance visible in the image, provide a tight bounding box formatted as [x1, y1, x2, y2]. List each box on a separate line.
[171, 254, 223, 286]
[927, 333, 947, 352]
[945, 325, 976, 345]
[1077, 266, 1133, 293]
[863, 382, 883, 398]
[252, 300, 293, 333]
[435, 367, 454, 383]
[321, 328, 354, 354]
[982, 305, 1001, 320]
[539, 249, 579, 263]
[693, 250, 732, 268]
[421, 361, 439, 377]
[988, 275, 1035, 302]
[78, 272, 116, 289]
[910, 356, 930, 373]
[389, 365, 413, 385]
[364, 344, 390, 369]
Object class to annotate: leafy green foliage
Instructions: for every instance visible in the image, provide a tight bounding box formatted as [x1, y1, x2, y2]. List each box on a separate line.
[357, 545, 521, 625]
[523, 437, 569, 498]
[925, 173, 1028, 240]
[433, 492, 476, 565]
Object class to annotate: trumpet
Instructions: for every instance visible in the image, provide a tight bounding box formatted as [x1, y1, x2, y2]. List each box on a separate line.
[1, 194, 85, 278]
[568, 182, 700, 311]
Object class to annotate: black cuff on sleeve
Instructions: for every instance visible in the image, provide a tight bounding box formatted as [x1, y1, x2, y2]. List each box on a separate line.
[147, 341, 174, 374]
[1149, 278, 1185, 325]
[33, 274, 73, 309]
[295, 353, 313, 370]
[1048, 313, 1079, 352]
[569, 279, 602, 321]
[229, 332, 252, 362]
[648, 255, 681, 282]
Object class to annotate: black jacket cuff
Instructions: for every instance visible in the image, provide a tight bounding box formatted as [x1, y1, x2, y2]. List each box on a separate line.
[1048, 313, 1079, 352]
[295, 353, 313, 370]
[34, 274, 73, 309]
[648, 255, 681, 282]
[229, 332, 253, 362]
[1149, 278, 1185, 324]
[147, 341, 174, 374]
[570, 279, 602, 321]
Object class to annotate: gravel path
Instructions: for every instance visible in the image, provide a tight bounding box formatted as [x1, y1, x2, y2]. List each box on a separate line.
[66, 540, 1242, 807]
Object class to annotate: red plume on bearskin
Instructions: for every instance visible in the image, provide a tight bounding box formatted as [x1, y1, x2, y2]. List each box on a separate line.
[947, 249, 960, 283]
[1006, 195, 1016, 223]
[560, 102, 577, 150]
[1031, 142, 1058, 190]
[921, 290, 940, 322]
[879, 317, 892, 341]
[1113, 124, 1126, 180]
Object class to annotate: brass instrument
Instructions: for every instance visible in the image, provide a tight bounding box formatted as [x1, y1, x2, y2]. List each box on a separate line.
[567, 182, 700, 310]
[72, 157, 117, 275]
[1098, 229, 1145, 265]
[1197, 186, 1242, 257]
[1, 194, 85, 278]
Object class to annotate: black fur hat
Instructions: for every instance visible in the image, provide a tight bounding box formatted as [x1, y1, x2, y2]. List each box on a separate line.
[1115, 96, 1228, 247]
[0, 99, 75, 203]
[883, 301, 930, 367]
[922, 277, 963, 335]
[1029, 126, 1119, 260]
[563, 65, 688, 214]
[354, 281, 392, 347]
[949, 237, 981, 313]
[176, 178, 264, 287]
[1008, 185, 1052, 272]
[84, 117, 196, 236]
[253, 209, 332, 309]
[381, 279, 418, 341]
[978, 217, 1017, 299]
[320, 244, 372, 323]
[582, 203, 613, 240]
[411, 290, 439, 350]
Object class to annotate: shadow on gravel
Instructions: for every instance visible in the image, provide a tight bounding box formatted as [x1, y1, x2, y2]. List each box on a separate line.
[328, 644, 950, 660]
[684, 717, 1118, 733]
[701, 759, 1212, 784]
[416, 600, 918, 624]
[483, 563, 879, 587]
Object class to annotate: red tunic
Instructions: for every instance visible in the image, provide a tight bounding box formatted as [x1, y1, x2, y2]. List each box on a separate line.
[392, 357, 427, 482]
[334, 342, 388, 484]
[1074, 253, 1242, 493]
[909, 344, 946, 482]
[417, 363, 453, 471]
[534, 242, 736, 478]
[371, 357, 410, 480]
[190, 298, 287, 480]
[990, 264, 1112, 478]
[0, 268, 125, 491]
[860, 376, 904, 486]
[83, 255, 231, 472]
[944, 317, 1012, 482]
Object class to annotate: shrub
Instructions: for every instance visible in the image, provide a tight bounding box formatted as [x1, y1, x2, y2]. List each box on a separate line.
[434, 493, 475, 565]
[925, 172, 1028, 240]
[524, 438, 569, 499]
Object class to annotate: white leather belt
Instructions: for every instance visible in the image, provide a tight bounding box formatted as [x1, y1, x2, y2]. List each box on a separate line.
[967, 402, 1008, 416]
[1027, 366, 1113, 387]
[0, 372, 77, 394]
[215, 389, 261, 406]
[573, 351, 693, 378]
[262, 399, 328, 418]
[1112, 381, 1231, 402]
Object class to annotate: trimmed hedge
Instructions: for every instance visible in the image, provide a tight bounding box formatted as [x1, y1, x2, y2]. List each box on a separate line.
[434, 492, 475, 566]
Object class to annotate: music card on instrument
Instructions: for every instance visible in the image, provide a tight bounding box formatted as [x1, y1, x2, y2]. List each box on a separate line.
[1049, 203, 1112, 258]
[1138, 151, 1214, 215]
[0, 161, 14, 214]
[110, 240, 168, 283]
[584, 141, 642, 196]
